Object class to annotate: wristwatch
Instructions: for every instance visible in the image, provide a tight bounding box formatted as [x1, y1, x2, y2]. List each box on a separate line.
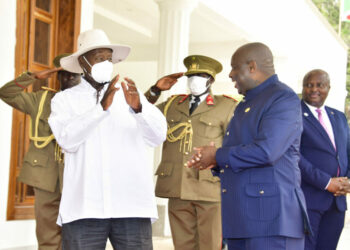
[150, 85, 161, 96]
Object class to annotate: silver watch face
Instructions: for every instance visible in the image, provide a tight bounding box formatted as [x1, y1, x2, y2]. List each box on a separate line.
[150, 89, 156, 96]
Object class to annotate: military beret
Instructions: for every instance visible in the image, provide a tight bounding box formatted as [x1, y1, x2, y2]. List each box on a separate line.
[183, 55, 223, 80]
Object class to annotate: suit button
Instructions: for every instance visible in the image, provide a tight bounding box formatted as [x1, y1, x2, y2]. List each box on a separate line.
[208, 122, 212, 126]
[220, 169, 224, 173]
[160, 172, 164, 176]
[259, 190, 264, 195]
[188, 120, 191, 123]
[226, 131, 230, 136]
[171, 119, 174, 122]
[225, 165, 229, 168]
[33, 159, 38, 163]
[222, 189, 227, 193]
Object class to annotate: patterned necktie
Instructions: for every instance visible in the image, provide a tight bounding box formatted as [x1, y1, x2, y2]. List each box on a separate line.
[189, 96, 200, 114]
[316, 108, 339, 176]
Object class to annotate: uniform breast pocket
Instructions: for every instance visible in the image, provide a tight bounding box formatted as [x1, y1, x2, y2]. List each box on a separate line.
[245, 183, 280, 221]
[198, 116, 222, 139]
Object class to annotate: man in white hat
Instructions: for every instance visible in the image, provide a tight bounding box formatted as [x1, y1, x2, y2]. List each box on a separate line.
[48, 29, 167, 250]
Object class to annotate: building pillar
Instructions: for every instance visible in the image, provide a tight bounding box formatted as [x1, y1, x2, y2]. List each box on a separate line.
[155, 0, 198, 95]
[80, 0, 95, 32]
[152, 0, 198, 237]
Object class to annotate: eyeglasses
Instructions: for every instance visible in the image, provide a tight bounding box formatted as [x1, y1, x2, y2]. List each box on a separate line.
[303, 83, 329, 89]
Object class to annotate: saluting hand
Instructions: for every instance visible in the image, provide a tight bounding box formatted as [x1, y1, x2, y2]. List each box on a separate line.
[100, 75, 120, 111]
[122, 77, 142, 113]
[33, 67, 63, 80]
[155, 72, 184, 91]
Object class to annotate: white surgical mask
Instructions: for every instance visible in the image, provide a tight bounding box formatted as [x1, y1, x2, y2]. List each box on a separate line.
[83, 56, 113, 84]
[187, 76, 209, 96]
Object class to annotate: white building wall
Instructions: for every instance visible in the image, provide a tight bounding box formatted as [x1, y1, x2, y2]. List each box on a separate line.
[0, 0, 38, 249]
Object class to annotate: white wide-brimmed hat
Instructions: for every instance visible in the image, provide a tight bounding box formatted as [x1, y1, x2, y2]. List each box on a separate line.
[60, 29, 131, 73]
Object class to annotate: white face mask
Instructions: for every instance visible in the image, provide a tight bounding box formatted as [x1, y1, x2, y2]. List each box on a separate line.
[187, 76, 210, 96]
[83, 56, 113, 84]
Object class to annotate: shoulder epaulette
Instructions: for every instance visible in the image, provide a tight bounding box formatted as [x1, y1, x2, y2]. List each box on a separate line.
[18, 71, 30, 78]
[178, 94, 189, 103]
[41, 86, 58, 93]
[223, 94, 241, 102]
[206, 94, 214, 105]
[171, 94, 186, 97]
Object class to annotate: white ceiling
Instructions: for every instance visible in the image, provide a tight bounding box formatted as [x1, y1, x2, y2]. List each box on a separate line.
[93, 0, 249, 48]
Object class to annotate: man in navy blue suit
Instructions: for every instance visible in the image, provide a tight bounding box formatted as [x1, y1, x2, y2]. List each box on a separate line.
[186, 42, 310, 250]
[299, 69, 350, 250]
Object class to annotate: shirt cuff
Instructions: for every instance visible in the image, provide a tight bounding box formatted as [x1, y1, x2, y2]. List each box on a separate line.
[324, 178, 331, 190]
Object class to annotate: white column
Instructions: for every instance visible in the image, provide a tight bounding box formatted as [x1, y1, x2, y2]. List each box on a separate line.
[80, 0, 95, 32]
[153, 0, 198, 237]
[155, 0, 198, 96]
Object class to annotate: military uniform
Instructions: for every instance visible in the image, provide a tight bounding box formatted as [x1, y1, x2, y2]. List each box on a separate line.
[145, 55, 239, 250]
[0, 72, 63, 250]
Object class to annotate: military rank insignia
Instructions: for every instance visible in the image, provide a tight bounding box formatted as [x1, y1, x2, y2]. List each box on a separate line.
[206, 95, 214, 105]
[190, 63, 199, 70]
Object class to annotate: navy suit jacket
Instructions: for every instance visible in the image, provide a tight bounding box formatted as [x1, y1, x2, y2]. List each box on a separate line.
[299, 101, 350, 212]
[213, 75, 309, 239]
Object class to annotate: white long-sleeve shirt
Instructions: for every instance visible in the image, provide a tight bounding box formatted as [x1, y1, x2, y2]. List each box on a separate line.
[49, 78, 167, 225]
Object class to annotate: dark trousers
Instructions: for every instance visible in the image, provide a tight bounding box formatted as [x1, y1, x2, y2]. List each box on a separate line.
[227, 236, 304, 250]
[62, 218, 153, 250]
[305, 199, 345, 250]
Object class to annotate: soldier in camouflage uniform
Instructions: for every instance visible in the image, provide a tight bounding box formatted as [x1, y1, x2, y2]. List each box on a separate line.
[145, 55, 239, 250]
[0, 54, 80, 250]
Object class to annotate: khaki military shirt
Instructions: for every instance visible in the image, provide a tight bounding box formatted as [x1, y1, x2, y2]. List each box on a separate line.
[153, 93, 238, 202]
[0, 73, 62, 192]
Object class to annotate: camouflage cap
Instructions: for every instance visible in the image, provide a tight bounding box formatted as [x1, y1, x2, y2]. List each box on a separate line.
[184, 55, 223, 80]
[53, 53, 71, 68]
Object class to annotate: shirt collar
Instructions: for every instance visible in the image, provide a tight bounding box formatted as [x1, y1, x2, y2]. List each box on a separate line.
[244, 74, 278, 101]
[304, 100, 326, 119]
[190, 92, 209, 104]
[304, 101, 325, 112]
[80, 77, 108, 95]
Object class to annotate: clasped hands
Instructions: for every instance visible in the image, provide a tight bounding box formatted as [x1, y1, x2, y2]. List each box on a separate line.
[185, 142, 217, 170]
[101, 74, 141, 112]
[327, 177, 350, 196]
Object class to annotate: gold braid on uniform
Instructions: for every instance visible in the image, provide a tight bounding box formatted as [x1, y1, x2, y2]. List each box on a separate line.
[28, 90, 64, 162]
[164, 95, 193, 153]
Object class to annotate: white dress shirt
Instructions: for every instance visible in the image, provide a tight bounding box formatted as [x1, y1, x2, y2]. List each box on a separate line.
[188, 93, 208, 108]
[49, 78, 167, 225]
[304, 101, 335, 189]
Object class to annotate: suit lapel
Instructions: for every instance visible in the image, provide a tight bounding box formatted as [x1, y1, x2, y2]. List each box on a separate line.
[301, 101, 335, 152]
[325, 106, 340, 151]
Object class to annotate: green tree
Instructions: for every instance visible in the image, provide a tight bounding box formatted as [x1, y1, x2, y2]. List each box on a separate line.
[312, 0, 350, 120]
